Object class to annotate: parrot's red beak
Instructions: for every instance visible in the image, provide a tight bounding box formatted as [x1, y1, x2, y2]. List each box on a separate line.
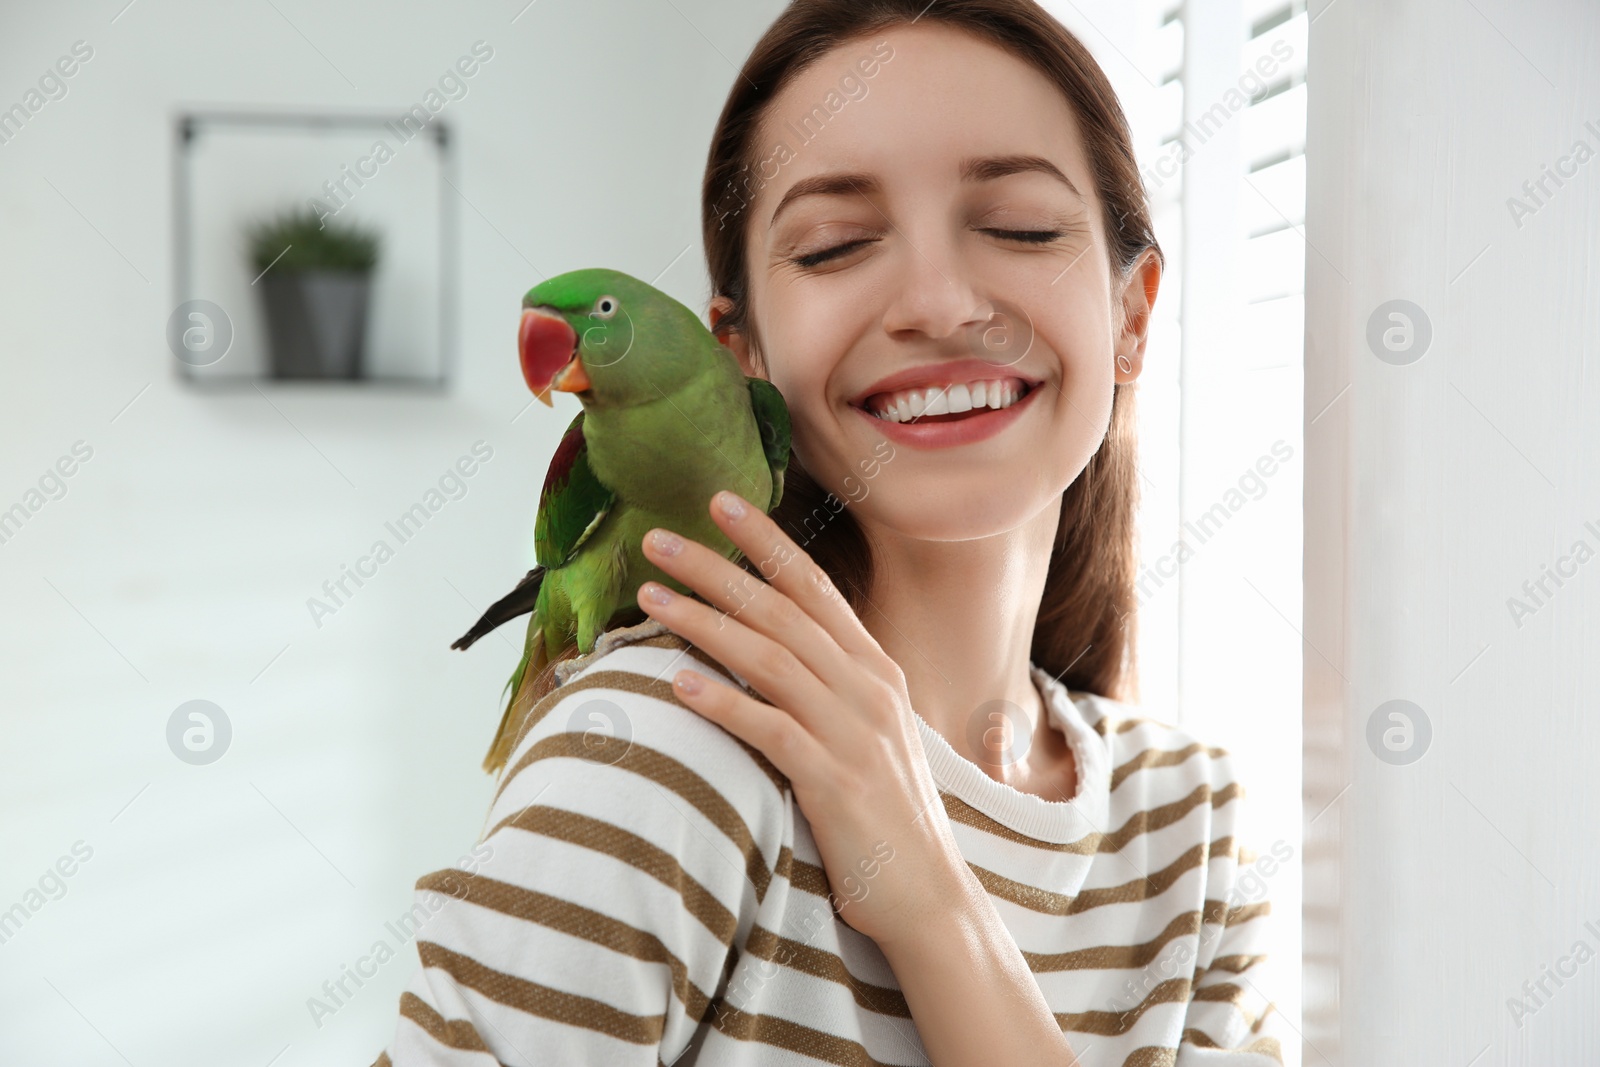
[519, 306, 589, 407]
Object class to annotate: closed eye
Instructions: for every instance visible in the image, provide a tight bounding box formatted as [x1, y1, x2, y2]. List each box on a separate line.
[792, 228, 1064, 269]
[981, 228, 1063, 243]
[792, 238, 878, 269]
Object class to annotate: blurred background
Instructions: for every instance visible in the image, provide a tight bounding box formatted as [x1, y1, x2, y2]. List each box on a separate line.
[2, 0, 1305, 1063]
[8, 0, 1586, 1064]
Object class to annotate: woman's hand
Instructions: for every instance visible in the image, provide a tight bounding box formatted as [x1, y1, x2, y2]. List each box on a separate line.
[634, 489, 969, 949]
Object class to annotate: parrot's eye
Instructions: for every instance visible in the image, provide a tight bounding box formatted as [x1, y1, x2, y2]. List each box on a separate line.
[592, 296, 619, 319]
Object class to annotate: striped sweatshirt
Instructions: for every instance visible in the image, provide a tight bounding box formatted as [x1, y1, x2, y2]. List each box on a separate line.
[371, 618, 1287, 1066]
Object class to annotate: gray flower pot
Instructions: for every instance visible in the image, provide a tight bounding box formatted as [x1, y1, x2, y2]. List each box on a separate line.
[259, 270, 372, 379]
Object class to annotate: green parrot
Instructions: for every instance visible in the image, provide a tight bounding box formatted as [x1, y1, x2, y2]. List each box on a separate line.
[452, 268, 792, 775]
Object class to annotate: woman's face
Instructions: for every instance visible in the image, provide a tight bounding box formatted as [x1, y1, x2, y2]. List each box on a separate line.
[720, 21, 1158, 543]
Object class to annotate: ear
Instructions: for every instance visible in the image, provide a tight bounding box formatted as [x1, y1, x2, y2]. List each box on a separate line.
[709, 295, 760, 378]
[1113, 248, 1162, 385]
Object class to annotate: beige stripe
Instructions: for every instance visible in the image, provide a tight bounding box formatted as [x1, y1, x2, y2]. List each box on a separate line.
[706, 999, 904, 1067]
[480, 806, 737, 942]
[1187, 980, 1280, 1042]
[624, 633, 790, 794]
[783, 851, 834, 899]
[1182, 1028, 1283, 1062]
[1192, 993, 1272, 1034]
[1118, 1047, 1177, 1067]
[1058, 976, 1189, 1035]
[944, 781, 1244, 854]
[970, 837, 1236, 917]
[418, 939, 664, 1045]
[398, 990, 503, 1060]
[493, 659, 786, 806]
[1192, 981, 1250, 1008]
[791, 833, 1239, 925]
[1091, 714, 1163, 738]
[712, 907, 1218, 1028]
[742, 924, 911, 1017]
[1025, 910, 1201, 973]
[1205, 952, 1267, 974]
[1223, 900, 1272, 927]
[416, 869, 717, 1020]
[709, 888, 1226, 1021]
[1110, 742, 1229, 791]
[1200, 896, 1264, 926]
[497, 669, 654, 779]
[370, 1054, 392, 1067]
[492, 732, 776, 901]
[493, 664, 787, 804]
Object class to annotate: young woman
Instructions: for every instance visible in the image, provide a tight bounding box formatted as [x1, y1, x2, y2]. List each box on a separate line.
[372, 1, 1286, 1063]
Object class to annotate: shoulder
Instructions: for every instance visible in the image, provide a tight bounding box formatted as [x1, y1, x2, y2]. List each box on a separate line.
[390, 623, 794, 1061]
[1068, 689, 1248, 813]
[485, 619, 791, 865]
[1072, 690, 1277, 941]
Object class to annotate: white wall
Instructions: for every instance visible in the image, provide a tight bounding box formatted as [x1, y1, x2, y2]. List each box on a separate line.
[0, 2, 784, 1063]
[1303, 0, 1600, 1061]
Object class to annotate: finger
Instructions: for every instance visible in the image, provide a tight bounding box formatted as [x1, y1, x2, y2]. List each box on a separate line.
[706, 489, 883, 662]
[669, 667, 826, 784]
[636, 578, 836, 735]
[641, 526, 851, 692]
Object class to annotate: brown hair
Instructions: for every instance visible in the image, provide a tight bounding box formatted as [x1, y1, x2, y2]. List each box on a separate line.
[700, 0, 1160, 702]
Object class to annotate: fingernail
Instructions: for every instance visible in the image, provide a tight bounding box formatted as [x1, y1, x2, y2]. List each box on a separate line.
[717, 491, 747, 520]
[642, 581, 674, 606]
[674, 670, 703, 695]
[649, 528, 683, 556]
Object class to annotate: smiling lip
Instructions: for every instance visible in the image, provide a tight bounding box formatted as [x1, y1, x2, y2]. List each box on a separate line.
[851, 380, 1041, 449]
[850, 358, 1044, 408]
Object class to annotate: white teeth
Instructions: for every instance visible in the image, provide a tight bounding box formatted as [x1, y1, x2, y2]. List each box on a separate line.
[866, 378, 1028, 423]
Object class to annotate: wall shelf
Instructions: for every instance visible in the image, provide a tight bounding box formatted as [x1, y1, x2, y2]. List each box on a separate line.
[171, 108, 458, 388]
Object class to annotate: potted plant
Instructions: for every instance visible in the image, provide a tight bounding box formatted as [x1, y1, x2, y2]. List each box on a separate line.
[246, 207, 381, 379]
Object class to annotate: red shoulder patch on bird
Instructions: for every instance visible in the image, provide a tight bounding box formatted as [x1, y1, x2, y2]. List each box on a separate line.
[542, 416, 587, 498]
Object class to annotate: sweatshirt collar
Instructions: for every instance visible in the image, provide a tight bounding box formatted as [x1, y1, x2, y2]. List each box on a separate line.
[909, 663, 1112, 845]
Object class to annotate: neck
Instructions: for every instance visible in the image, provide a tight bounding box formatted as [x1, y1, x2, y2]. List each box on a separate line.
[855, 498, 1060, 781]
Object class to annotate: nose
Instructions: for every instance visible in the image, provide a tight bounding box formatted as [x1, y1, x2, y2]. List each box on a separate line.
[879, 225, 989, 347]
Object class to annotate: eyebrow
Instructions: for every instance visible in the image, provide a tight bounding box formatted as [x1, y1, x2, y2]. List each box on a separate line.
[767, 153, 1085, 230]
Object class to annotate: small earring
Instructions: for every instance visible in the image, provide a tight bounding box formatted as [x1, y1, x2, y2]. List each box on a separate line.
[1116, 353, 1134, 375]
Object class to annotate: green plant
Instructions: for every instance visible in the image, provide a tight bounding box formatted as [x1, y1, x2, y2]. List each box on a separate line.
[246, 206, 380, 274]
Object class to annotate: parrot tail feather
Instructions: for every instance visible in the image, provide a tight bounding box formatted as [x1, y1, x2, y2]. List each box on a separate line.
[452, 566, 546, 651]
[481, 629, 587, 776]
[482, 633, 547, 776]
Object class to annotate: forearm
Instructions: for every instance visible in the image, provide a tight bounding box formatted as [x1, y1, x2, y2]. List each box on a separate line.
[877, 866, 1080, 1066]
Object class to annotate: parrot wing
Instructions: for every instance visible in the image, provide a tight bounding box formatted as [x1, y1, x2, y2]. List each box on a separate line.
[535, 409, 618, 568]
[472, 410, 620, 778]
[450, 410, 616, 653]
[747, 376, 792, 513]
